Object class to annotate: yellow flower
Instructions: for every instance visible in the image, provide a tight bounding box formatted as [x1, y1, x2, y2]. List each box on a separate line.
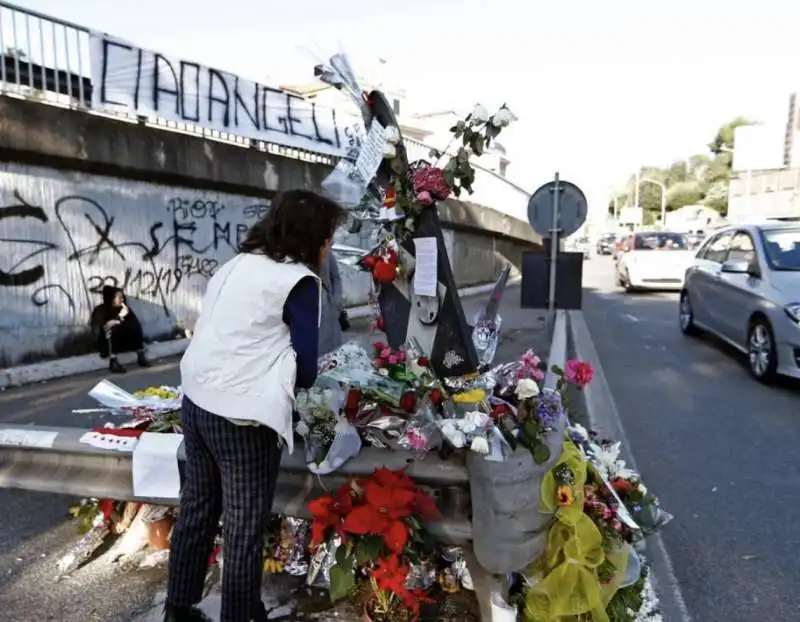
[556, 485, 574, 507]
[452, 388, 486, 404]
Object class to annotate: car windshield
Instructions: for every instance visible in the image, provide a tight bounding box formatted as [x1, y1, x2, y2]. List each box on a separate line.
[760, 227, 800, 271]
[633, 232, 688, 250]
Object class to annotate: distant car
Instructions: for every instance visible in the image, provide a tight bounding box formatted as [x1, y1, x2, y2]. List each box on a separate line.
[596, 233, 616, 255]
[569, 236, 591, 260]
[687, 230, 707, 249]
[679, 222, 800, 383]
[615, 231, 695, 291]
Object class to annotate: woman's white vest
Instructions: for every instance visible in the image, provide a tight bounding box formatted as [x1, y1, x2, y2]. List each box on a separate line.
[180, 253, 319, 453]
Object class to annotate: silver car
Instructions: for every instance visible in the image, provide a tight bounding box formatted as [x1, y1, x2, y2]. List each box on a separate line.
[679, 222, 800, 383]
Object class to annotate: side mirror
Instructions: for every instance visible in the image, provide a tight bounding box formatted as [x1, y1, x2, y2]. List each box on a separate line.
[721, 259, 758, 276]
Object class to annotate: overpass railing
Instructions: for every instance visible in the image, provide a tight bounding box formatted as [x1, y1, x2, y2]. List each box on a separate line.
[0, 0, 530, 219]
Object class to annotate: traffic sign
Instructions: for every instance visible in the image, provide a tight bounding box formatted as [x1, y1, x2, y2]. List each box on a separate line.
[527, 179, 588, 239]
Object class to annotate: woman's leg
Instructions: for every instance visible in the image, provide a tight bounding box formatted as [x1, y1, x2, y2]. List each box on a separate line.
[105, 328, 126, 374]
[203, 419, 282, 622]
[166, 397, 223, 612]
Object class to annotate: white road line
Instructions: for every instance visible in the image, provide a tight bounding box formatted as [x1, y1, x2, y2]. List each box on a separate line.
[623, 313, 640, 323]
[569, 310, 693, 622]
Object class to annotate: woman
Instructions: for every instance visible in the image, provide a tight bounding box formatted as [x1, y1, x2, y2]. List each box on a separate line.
[90, 286, 150, 373]
[164, 190, 345, 622]
[319, 253, 348, 355]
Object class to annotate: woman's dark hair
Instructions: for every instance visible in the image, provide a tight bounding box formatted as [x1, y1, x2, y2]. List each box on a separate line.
[239, 190, 346, 270]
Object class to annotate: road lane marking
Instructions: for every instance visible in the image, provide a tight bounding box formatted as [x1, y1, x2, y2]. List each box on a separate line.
[623, 313, 640, 323]
[569, 310, 693, 622]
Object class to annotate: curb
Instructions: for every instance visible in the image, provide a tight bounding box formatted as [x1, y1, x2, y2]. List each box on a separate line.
[567, 310, 692, 622]
[0, 278, 520, 391]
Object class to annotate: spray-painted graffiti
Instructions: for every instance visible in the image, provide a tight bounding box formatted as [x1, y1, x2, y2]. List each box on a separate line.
[0, 162, 271, 364]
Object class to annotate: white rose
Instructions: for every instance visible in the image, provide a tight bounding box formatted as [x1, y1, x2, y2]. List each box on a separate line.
[470, 436, 490, 455]
[383, 143, 397, 159]
[515, 378, 540, 400]
[384, 125, 401, 145]
[491, 107, 516, 128]
[405, 217, 416, 232]
[470, 104, 489, 124]
[449, 430, 466, 448]
[295, 421, 310, 436]
[377, 368, 389, 377]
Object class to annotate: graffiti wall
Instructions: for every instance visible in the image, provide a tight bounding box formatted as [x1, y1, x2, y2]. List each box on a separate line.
[0, 162, 374, 365]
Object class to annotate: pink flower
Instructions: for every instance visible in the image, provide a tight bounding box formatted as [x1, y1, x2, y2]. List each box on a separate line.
[612, 519, 624, 533]
[373, 358, 383, 367]
[413, 166, 451, 201]
[521, 350, 541, 369]
[415, 190, 434, 205]
[396, 350, 406, 361]
[406, 428, 427, 450]
[566, 359, 594, 388]
[381, 348, 392, 359]
[532, 368, 545, 382]
[601, 505, 614, 520]
[388, 355, 399, 365]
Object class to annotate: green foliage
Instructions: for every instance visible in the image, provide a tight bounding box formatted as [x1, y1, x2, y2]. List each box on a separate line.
[609, 117, 756, 218]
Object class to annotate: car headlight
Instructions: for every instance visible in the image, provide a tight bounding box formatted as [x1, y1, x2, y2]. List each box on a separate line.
[785, 303, 800, 323]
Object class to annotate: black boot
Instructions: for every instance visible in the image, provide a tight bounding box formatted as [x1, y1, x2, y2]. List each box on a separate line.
[109, 357, 126, 374]
[137, 350, 151, 368]
[250, 601, 268, 622]
[162, 602, 212, 622]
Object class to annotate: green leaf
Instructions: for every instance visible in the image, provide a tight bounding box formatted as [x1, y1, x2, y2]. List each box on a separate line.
[355, 536, 383, 565]
[522, 420, 539, 443]
[335, 542, 350, 566]
[532, 442, 551, 465]
[329, 565, 355, 602]
[551, 364, 564, 376]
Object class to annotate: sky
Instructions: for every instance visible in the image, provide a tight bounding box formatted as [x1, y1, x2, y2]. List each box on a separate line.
[9, 0, 800, 219]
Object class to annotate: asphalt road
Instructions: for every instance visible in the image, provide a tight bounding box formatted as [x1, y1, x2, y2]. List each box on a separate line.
[582, 255, 800, 622]
[0, 288, 548, 621]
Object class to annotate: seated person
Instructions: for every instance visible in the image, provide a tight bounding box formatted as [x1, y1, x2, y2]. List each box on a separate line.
[90, 286, 150, 374]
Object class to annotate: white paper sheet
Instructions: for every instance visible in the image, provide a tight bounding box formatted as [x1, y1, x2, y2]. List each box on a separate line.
[412, 237, 439, 296]
[355, 122, 388, 183]
[0, 428, 58, 448]
[132, 432, 184, 499]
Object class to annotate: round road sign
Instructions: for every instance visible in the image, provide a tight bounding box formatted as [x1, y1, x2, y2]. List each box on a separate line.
[527, 179, 588, 239]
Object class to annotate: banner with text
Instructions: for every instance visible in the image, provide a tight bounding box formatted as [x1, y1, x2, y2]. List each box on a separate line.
[90, 33, 364, 159]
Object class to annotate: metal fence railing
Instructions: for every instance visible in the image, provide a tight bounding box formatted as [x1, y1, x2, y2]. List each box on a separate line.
[0, 1, 530, 217]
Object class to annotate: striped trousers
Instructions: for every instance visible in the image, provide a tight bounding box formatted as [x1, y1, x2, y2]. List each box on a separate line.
[167, 396, 282, 622]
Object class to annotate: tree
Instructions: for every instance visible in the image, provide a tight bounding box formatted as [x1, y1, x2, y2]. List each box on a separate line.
[609, 117, 756, 219]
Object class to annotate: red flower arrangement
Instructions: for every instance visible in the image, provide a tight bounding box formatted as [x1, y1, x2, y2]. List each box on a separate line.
[412, 166, 452, 205]
[307, 468, 439, 607]
[362, 249, 399, 284]
[368, 553, 435, 621]
[566, 358, 594, 388]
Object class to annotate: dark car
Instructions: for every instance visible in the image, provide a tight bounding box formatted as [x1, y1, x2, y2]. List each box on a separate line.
[596, 233, 616, 255]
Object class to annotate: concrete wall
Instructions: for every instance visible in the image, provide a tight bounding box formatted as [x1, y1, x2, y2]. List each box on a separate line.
[0, 96, 539, 366]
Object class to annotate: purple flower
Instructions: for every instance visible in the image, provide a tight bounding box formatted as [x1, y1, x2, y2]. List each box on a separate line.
[535, 389, 564, 428]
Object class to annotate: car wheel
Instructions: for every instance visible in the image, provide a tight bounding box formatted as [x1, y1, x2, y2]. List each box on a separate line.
[679, 291, 698, 336]
[747, 317, 778, 383]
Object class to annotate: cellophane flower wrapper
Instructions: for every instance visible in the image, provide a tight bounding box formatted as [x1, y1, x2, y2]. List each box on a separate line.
[318, 341, 374, 375]
[275, 517, 311, 576]
[321, 159, 367, 209]
[472, 311, 503, 368]
[405, 560, 437, 590]
[362, 414, 409, 449]
[396, 398, 443, 454]
[306, 536, 340, 589]
[442, 546, 474, 590]
[295, 387, 341, 467]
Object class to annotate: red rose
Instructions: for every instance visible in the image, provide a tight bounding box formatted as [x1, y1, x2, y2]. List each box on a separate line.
[399, 392, 417, 413]
[417, 356, 429, 367]
[492, 403, 510, 418]
[362, 255, 378, 270]
[429, 388, 442, 404]
[376, 316, 385, 331]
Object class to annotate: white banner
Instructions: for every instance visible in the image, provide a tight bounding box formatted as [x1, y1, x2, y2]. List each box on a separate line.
[90, 33, 364, 159]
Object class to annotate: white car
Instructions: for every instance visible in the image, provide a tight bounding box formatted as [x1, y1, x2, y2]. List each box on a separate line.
[615, 231, 695, 292]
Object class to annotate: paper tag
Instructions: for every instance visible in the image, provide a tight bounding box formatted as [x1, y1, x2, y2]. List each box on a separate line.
[132, 432, 184, 499]
[412, 237, 438, 296]
[0, 428, 58, 448]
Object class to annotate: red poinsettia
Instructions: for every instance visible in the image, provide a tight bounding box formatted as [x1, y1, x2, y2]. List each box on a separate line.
[308, 483, 353, 546]
[371, 554, 435, 620]
[343, 480, 416, 553]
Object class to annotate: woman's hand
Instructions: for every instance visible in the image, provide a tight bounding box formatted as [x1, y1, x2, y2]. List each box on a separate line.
[118, 303, 129, 319]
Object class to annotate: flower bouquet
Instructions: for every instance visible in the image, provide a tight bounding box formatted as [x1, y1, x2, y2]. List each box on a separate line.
[307, 467, 440, 619]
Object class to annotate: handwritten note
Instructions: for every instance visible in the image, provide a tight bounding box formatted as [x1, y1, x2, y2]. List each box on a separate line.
[354, 122, 388, 184]
[132, 432, 184, 499]
[413, 237, 439, 296]
[0, 428, 58, 448]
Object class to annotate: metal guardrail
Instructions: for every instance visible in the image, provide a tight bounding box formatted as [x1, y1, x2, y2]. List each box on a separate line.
[0, 314, 567, 559]
[0, 0, 530, 217]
